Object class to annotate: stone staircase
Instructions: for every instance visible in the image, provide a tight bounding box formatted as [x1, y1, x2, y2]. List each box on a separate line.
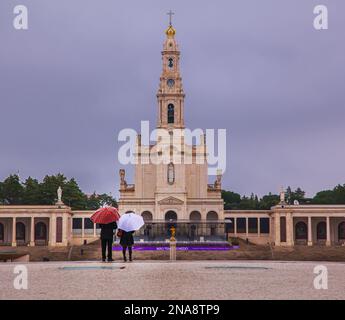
[2, 239, 344, 262]
[69, 239, 102, 261]
[0, 246, 70, 262]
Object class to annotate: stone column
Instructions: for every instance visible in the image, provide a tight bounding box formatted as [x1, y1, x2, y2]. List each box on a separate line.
[49, 215, 56, 246]
[286, 212, 293, 246]
[274, 214, 280, 246]
[257, 218, 260, 236]
[326, 216, 331, 246]
[93, 223, 97, 238]
[62, 214, 68, 246]
[12, 217, 17, 247]
[30, 217, 35, 246]
[308, 216, 312, 246]
[81, 218, 85, 239]
[234, 218, 237, 236]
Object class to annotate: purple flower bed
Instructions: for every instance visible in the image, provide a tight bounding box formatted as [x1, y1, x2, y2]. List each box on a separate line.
[112, 244, 239, 251]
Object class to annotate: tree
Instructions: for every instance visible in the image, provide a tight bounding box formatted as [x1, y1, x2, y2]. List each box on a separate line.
[333, 184, 345, 204]
[97, 193, 117, 208]
[259, 193, 280, 210]
[0, 173, 118, 210]
[85, 193, 118, 210]
[22, 177, 41, 204]
[312, 190, 335, 204]
[40, 174, 67, 205]
[85, 193, 100, 210]
[0, 181, 4, 204]
[1, 174, 24, 204]
[286, 186, 306, 204]
[63, 178, 87, 210]
[221, 190, 241, 209]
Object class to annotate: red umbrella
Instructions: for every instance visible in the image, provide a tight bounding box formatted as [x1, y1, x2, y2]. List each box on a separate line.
[90, 206, 120, 224]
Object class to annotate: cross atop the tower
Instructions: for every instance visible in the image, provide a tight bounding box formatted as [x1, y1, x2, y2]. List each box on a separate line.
[167, 10, 174, 26]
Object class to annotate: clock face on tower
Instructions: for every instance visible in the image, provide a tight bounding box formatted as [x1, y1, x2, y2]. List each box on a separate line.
[167, 79, 175, 88]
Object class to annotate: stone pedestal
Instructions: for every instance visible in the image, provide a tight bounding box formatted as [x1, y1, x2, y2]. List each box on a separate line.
[170, 240, 177, 261]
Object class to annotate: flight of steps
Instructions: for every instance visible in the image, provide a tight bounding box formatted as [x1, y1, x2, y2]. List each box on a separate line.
[1, 246, 71, 262]
[69, 239, 103, 261]
[2, 240, 344, 262]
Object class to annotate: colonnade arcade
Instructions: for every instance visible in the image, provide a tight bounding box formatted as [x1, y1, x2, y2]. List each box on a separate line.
[0, 206, 71, 247]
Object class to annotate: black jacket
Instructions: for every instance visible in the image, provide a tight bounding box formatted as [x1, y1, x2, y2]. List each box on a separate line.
[99, 222, 117, 240]
[120, 231, 135, 246]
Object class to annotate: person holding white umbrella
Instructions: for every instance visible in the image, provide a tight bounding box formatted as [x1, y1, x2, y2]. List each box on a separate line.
[117, 211, 144, 262]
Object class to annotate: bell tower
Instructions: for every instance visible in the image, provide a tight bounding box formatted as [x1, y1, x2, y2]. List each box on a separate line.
[157, 11, 185, 130]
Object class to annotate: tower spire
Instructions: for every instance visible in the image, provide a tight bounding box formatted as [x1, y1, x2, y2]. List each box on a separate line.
[157, 14, 185, 130]
[167, 10, 174, 26]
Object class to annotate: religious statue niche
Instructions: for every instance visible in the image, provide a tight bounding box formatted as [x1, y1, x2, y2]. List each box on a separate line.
[167, 162, 175, 185]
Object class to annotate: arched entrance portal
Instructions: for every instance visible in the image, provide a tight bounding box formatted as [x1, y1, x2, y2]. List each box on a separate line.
[165, 211, 177, 221]
[189, 211, 201, 240]
[165, 211, 177, 237]
[141, 211, 153, 239]
[207, 211, 219, 237]
[190, 211, 201, 221]
[142, 211, 153, 221]
[295, 221, 308, 242]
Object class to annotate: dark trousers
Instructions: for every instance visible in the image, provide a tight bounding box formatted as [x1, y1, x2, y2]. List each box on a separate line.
[122, 246, 132, 261]
[101, 238, 113, 260]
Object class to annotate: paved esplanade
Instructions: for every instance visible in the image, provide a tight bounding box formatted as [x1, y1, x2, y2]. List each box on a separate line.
[0, 261, 344, 300]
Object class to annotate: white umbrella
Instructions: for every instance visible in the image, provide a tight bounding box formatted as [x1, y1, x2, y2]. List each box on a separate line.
[118, 211, 144, 232]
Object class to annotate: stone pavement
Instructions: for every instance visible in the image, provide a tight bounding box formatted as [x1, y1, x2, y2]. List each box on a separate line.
[0, 260, 344, 300]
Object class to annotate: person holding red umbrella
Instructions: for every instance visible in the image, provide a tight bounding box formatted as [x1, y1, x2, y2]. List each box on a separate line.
[91, 206, 120, 262]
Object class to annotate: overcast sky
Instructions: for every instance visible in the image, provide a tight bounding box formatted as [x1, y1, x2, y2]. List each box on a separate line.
[0, 0, 344, 198]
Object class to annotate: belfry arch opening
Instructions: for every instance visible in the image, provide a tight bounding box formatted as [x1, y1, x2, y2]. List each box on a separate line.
[167, 104, 174, 124]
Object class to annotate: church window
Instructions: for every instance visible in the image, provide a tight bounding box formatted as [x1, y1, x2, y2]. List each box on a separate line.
[167, 162, 175, 185]
[168, 58, 174, 68]
[167, 104, 174, 123]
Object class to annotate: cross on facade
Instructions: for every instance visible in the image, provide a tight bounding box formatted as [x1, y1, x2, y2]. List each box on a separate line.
[167, 10, 174, 25]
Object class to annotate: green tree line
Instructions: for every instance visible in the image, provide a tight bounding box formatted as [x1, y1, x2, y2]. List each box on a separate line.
[0, 174, 117, 210]
[222, 185, 345, 210]
[1, 174, 345, 211]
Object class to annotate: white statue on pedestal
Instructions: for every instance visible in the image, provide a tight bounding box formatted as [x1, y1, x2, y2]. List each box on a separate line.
[57, 186, 63, 204]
